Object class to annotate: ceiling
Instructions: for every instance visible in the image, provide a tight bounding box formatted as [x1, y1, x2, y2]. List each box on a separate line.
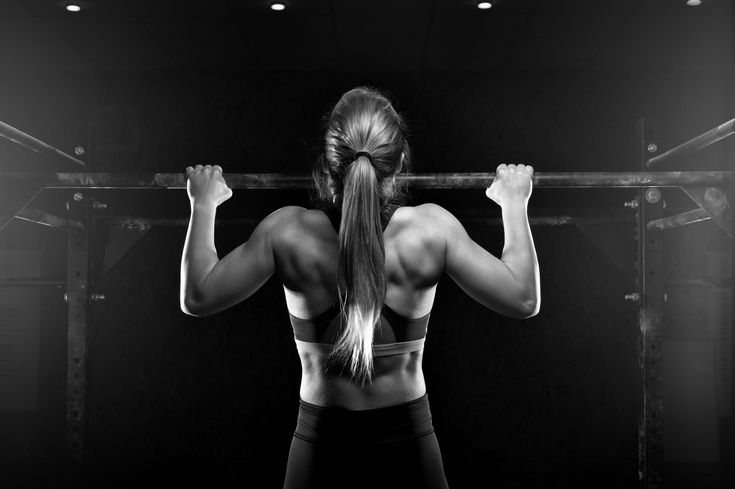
[0, 0, 731, 73]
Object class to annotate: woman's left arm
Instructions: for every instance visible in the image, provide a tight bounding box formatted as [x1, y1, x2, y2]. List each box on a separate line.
[179, 164, 284, 317]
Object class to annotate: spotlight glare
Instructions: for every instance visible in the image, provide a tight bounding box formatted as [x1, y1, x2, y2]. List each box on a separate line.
[477, 2, 492, 9]
[686, 0, 702, 5]
[270, 2, 286, 10]
[65, 3, 81, 12]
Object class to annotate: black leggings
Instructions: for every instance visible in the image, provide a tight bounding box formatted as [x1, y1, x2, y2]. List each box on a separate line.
[283, 393, 449, 489]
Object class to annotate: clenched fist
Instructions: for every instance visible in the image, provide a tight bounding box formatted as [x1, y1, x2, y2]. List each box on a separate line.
[185, 164, 233, 207]
[485, 164, 534, 207]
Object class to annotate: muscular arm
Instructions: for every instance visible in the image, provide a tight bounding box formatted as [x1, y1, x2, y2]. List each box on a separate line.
[432, 200, 540, 319]
[179, 204, 301, 317]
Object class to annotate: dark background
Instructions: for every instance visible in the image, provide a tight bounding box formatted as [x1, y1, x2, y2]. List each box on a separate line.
[0, 1, 733, 488]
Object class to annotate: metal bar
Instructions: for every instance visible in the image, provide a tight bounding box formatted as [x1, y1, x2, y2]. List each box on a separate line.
[14, 207, 85, 232]
[96, 214, 634, 231]
[0, 171, 731, 189]
[637, 117, 664, 489]
[0, 278, 65, 288]
[646, 117, 735, 167]
[646, 208, 711, 232]
[66, 194, 89, 463]
[0, 120, 86, 168]
[667, 277, 732, 288]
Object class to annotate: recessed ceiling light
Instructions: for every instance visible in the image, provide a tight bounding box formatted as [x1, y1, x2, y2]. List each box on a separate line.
[686, 0, 702, 5]
[270, 2, 286, 10]
[477, 2, 492, 9]
[65, 3, 81, 12]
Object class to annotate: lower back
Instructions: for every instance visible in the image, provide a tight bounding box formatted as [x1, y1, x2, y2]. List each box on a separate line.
[297, 350, 426, 410]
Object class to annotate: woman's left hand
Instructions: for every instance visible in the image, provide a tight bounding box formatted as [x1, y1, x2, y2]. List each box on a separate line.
[185, 164, 233, 207]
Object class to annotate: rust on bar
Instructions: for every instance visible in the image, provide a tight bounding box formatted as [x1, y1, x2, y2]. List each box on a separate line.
[647, 117, 735, 167]
[0, 120, 86, 168]
[1, 171, 731, 189]
[15, 207, 85, 232]
[646, 208, 711, 231]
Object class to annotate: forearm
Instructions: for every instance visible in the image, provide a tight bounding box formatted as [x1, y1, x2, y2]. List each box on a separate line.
[500, 201, 540, 309]
[180, 201, 219, 305]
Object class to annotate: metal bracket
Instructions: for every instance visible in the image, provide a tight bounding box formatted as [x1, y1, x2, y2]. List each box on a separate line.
[680, 186, 732, 239]
[0, 184, 43, 233]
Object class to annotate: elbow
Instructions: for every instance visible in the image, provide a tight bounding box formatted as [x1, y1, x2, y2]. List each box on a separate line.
[511, 294, 540, 319]
[181, 300, 200, 317]
[518, 299, 540, 319]
[180, 293, 205, 317]
[520, 295, 541, 319]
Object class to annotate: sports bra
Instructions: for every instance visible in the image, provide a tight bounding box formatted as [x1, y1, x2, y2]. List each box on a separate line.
[290, 302, 430, 357]
[288, 204, 431, 357]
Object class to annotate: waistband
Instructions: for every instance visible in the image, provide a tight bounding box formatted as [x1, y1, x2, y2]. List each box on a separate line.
[294, 393, 434, 445]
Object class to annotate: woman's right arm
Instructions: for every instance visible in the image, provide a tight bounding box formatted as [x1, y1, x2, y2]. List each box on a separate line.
[431, 164, 540, 319]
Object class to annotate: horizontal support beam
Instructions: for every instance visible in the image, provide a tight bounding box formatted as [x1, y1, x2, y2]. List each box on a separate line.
[97, 214, 634, 230]
[0, 278, 66, 288]
[647, 208, 711, 231]
[667, 277, 732, 288]
[1, 171, 731, 189]
[647, 117, 735, 167]
[0, 120, 86, 168]
[15, 207, 84, 232]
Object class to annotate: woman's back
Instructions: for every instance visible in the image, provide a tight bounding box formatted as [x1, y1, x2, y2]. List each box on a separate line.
[273, 204, 445, 409]
[180, 85, 538, 488]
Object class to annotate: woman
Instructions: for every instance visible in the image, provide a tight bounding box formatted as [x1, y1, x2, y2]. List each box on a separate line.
[180, 86, 540, 488]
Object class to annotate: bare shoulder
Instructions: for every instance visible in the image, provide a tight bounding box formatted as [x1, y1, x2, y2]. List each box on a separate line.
[259, 205, 308, 229]
[394, 204, 453, 246]
[404, 203, 461, 235]
[265, 206, 336, 245]
[387, 204, 448, 284]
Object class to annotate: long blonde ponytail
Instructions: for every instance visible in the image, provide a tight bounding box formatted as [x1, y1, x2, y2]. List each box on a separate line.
[312, 86, 412, 384]
[330, 155, 385, 385]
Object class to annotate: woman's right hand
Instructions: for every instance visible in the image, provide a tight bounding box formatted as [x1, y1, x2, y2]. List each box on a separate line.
[485, 163, 534, 206]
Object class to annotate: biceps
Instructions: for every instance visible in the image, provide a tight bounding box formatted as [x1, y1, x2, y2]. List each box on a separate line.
[446, 230, 528, 317]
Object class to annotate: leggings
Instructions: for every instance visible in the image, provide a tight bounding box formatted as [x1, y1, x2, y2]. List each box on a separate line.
[283, 393, 449, 489]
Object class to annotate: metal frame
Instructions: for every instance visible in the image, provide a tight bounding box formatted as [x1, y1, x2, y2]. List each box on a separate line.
[0, 116, 732, 482]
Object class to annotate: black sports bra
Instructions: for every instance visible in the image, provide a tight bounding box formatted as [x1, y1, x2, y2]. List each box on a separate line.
[289, 302, 430, 357]
[288, 204, 430, 357]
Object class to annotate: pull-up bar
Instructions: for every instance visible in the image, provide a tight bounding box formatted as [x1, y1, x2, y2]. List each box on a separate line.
[0, 171, 730, 189]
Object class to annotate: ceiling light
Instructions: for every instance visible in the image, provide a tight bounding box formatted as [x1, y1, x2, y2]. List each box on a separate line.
[65, 3, 81, 12]
[477, 2, 492, 9]
[686, 0, 702, 5]
[270, 2, 286, 10]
